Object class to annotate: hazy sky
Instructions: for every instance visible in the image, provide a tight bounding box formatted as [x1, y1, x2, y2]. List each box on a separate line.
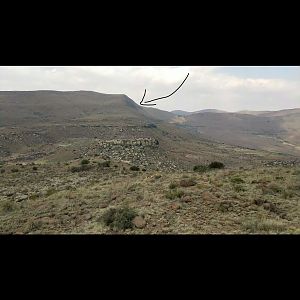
[0, 66, 299, 112]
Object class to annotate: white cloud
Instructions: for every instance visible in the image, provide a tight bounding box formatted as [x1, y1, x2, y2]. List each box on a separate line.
[0, 66, 299, 112]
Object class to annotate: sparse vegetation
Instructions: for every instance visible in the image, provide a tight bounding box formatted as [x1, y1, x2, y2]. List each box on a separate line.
[71, 164, 92, 172]
[165, 189, 185, 200]
[208, 161, 224, 169]
[242, 218, 287, 233]
[1, 201, 16, 213]
[102, 207, 138, 231]
[11, 168, 19, 173]
[169, 182, 179, 189]
[81, 159, 90, 165]
[233, 184, 246, 192]
[0, 169, 5, 174]
[193, 165, 208, 173]
[230, 177, 245, 184]
[130, 166, 140, 171]
[98, 161, 111, 168]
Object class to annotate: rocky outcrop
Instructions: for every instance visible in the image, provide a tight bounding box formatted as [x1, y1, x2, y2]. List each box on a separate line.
[98, 138, 159, 148]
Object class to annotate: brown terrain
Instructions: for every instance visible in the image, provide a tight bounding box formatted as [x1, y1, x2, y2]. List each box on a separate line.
[0, 91, 299, 234]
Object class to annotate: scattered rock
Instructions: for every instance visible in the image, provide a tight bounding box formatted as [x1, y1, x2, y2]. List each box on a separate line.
[15, 194, 28, 202]
[132, 216, 146, 228]
[84, 214, 92, 221]
[170, 202, 181, 210]
[99, 203, 108, 209]
[182, 196, 192, 203]
[4, 192, 14, 197]
[202, 191, 215, 201]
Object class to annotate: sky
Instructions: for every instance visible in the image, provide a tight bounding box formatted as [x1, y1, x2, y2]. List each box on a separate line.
[0, 66, 299, 112]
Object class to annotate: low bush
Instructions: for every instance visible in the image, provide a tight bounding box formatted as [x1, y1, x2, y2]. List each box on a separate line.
[98, 161, 111, 168]
[231, 177, 245, 184]
[165, 189, 185, 200]
[102, 207, 138, 231]
[169, 182, 178, 189]
[130, 166, 140, 171]
[81, 159, 90, 165]
[208, 161, 224, 169]
[71, 165, 92, 172]
[193, 165, 208, 173]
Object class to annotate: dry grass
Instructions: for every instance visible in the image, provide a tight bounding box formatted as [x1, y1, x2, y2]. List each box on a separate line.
[0, 162, 299, 234]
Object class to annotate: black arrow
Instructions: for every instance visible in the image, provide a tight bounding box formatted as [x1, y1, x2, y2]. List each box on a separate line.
[140, 73, 190, 106]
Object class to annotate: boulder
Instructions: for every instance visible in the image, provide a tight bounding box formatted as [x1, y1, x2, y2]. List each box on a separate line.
[132, 216, 146, 228]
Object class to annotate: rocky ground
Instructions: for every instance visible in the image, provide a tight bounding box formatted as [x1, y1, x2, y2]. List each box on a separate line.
[0, 157, 299, 234]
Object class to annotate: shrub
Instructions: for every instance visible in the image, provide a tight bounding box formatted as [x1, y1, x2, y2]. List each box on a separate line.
[179, 178, 196, 187]
[0, 169, 5, 174]
[193, 165, 208, 173]
[32, 166, 38, 171]
[81, 159, 90, 165]
[11, 168, 19, 173]
[46, 188, 57, 197]
[218, 201, 233, 212]
[231, 177, 245, 184]
[102, 207, 138, 231]
[233, 184, 246, 192]
[165, 189, 185, 200]
[98, 161, 111, 168]
[208, 161, 224, 169]
[169, 182, 178, 189]
[0, 201, 16, 213]
[130, 166, 140, 171]
[70, 165, 92, 172]
[282, 190, 294, 199]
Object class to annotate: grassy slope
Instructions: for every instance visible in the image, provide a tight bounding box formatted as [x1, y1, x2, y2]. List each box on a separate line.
[0, 160, 299, 234]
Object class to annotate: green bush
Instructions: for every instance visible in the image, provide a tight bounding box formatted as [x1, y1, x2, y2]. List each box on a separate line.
[81, 159, 90, 165]
[130, 166, 140, 171]
[233, 184, 246, 192]
[169, 182, 178, 189]
[208, 161, 224, 169]
[165, 189, 185, 200]
[102, 207, 138, 231]
[231, 177, 245, 184]
[193, 165, 208, 173]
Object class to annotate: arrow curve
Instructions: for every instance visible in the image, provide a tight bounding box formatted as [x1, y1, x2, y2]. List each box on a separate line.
[140, 73, 189, 106]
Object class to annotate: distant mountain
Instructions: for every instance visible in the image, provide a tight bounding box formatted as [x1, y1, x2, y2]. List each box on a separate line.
[1, 91, 299, 159]
[0, 90, 173, 126]
[171, 109, 226, 116]
[171, 110, 192, 116]
[173, 109, 300, 156]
